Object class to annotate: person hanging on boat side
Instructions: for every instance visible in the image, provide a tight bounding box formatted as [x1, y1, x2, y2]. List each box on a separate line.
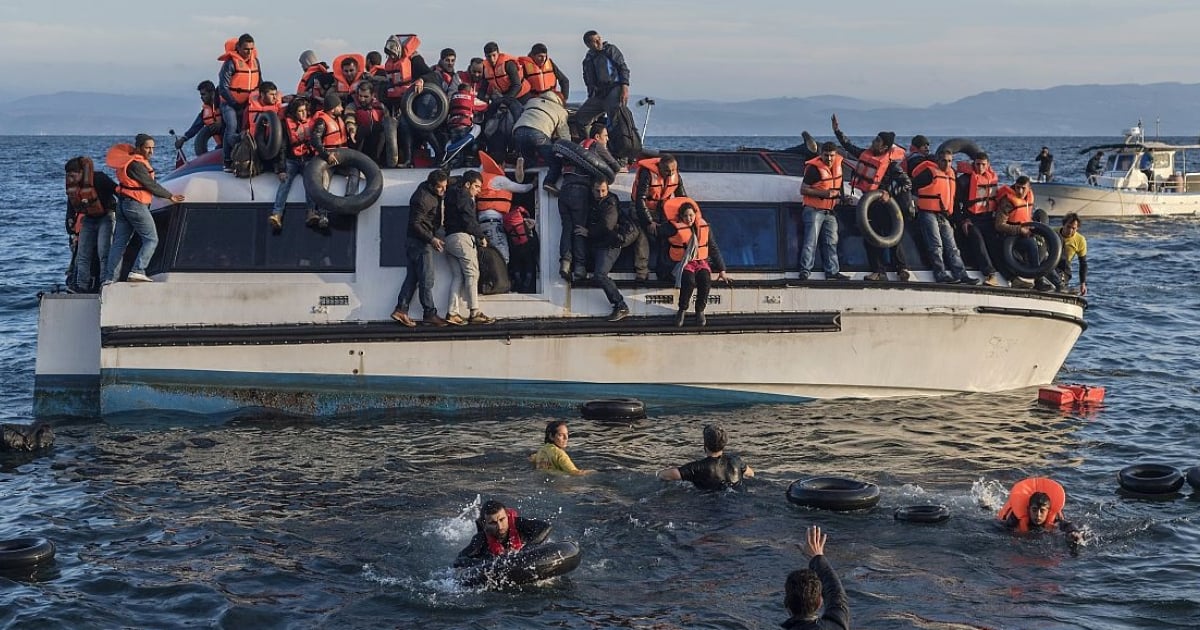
[911, 149, 980, 285]
[64, 156, 117, 293]
[455, 499, 552, 565]
[997, 477, 1084, 544]
[513, 91, 570, 196]
[660, 199, 729, 327]
[392, 170, 451, 327]
[658, 424, 754, 491]
[443, 170, 497, 325]
[1055, 213, 1087, 295]
[954, 152, 1001, 287]
[798, 142, 851, 281]
[575, 178, 635, 322]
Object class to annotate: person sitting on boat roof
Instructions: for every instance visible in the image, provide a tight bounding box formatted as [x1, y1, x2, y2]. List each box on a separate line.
[1056, 212, 1087, 296]
[998, 477, 1084, 544]
[832, 115, 912, 282]
[575, 178, 634, 322]
[454, 499, 552, 566]
[632, 153, 687, 281]
[308, 93, 352, 230]
[904, 135, 931, 176]
[331, 53, 369, 101]
[798, 142, 851, 281]
[104, 134, 186, 284]
[657, 424, 754, 491]
[513, 91, 569, 195]
[444, 170, 497, 325]
[521, 43, 569, 103]
[954, 152, 1001, 287]
[175, 81, 223, 154]
[269, 97, 317, 232]
[431, 48, 463, 95]
[571, 30, 629, 141]
[1035, 147, 1054, 183]
[660, 199, 728, 327]
[482, 41, 530, 103]
[218, 34, 261, 172]
[65, 156, 118, 294]
[392, 170, 451, 327]
[531, 420, 592, 475]
[295, 50, 330, 106]
[782, 525, 850, 630]
[344, 80, 390, 168]
[992, 176, 1049, 290]
[911, 149, 980, 285]
[1085, 151, 1105, 185]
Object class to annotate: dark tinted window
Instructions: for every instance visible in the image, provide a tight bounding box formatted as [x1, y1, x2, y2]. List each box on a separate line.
[170, 204, 355, 272]
[380, 205, 410, 267]
[672, 152, 775, 174]
[768, 153, 810, 177]
[700, 205, 780, 269]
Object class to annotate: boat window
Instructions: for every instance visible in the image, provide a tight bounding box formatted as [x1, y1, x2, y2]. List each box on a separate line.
[142, 205, 178, 276]
[1111, 154, 1134, 173]
[701, 205, 782, 269]
[169, 204, 355, 272]
[767, 153, 810, 177]
[379, 205, 409, 267]
[671, 152, 776, 174]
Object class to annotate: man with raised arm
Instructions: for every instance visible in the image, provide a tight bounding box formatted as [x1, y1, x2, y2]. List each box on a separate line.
[781, 526, 850, 630]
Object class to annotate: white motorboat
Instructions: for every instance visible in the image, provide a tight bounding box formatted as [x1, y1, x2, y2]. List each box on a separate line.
[1032, 123, 1200, 218]
[34, 149, 1087, 418]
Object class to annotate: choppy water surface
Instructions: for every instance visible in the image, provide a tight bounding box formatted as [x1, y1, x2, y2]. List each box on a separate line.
[2, 136, 1199, 629]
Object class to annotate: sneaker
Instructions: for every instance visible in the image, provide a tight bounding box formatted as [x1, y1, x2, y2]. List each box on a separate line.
[935, 273, 956, 283]
[1010, 277, 1034, 289]
[390, 309, 417, 328]
[983, 273, 999, 287]
[829, 272, 852, 281]
[222, 163, 234, 173]
[268, 214, 283, 231]
[864, 272, 887, 282]
[305, 209, 321, 227]
[422, 312, 449, 327]
[673, 310, 686, 327]
[696, 312, 707, 327]
[957, 275, 982, 286]
[607, 305, 630, 322]
[897, 269, 912, 282]
[798, 272, 811, 281]
[127, 272, 153, 283]
[559, 260, 572, 281]
[468, 310, 496, 324]
[317, 216, 330, 229]
[543, 183, 560, 196]
[445, 313, 467, 326]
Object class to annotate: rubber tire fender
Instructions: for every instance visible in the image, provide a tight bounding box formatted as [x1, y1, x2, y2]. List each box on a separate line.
[1118, 464, 1184, 495]
[786, 477, 881, 511]
[193, 125, 220, 156]
[1003, 221, 1063, 277]
[894, 505, 950, 523]
[253, 111, 284, 162]
[303, 148, 384, 215]
[459, 541, 582, 588]
[935, 138, 984, 160]
[856, 189, 905, 248]
[403, 83, 449, 132]
[1186, 466, 1200, 491]
[553, 139, 616, 184]
[0, 537, 56, 569]
[580, 398, 646, 421]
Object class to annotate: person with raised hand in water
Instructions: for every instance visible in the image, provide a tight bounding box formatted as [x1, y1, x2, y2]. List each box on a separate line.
[530, 420, 592, 475]
[781, 525, 850, 630]
[998, 477, 1084, 544]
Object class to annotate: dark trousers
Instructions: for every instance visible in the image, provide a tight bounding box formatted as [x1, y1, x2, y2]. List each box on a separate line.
[593, 245, 625, 308]
[863, 198, 910, 273]
[395, 236, 438, 315]
[959, 214, 998, 276]
[570, 85, 621, 140]
[678, 268, 712, 313]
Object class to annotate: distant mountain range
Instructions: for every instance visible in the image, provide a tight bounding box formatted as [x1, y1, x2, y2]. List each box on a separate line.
[4, 83, 1200, 136]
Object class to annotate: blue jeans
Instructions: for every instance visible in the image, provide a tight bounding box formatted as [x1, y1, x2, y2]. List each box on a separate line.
[799, 206, 839, 276]
[106, 197, 158, 281]
[592, 246, 625, 308]
[74, 212, 115, 291]
[396, 236, 438, 315]
[514, 127, 563, 185]
[272, 159, 314, 216]
[917, 212, 966, 278]
[221, 102, 242, 165]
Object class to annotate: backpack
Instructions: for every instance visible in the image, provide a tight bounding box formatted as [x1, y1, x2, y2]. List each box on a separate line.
[607, 103, 642, 162]
[230, 131, 262, 179]
[477, 244, 512, 295]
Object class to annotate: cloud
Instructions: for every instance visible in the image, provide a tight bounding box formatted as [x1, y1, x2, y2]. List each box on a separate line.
[191, 15, 256, 29]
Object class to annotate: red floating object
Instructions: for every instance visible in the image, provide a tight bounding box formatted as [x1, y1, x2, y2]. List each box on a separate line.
[1038, 383, 1105, 407]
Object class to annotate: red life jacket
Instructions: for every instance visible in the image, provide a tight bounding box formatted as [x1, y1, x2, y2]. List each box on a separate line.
[483, 52, 529, 99]
[913, 161, 956, 214]
[115, 152, 155, 205]
[218, 38, 260, 106]
[633, 158, 680, 212]
[353, 98, 387, 128]
[285, 117, 314, 159]
[484, 508, 525, 555]
[801, 154, 844, 211]
[998, 477, 1066, 532]
[850, 146, 906, 192]
[957, 161, 999, 215]
[504, 205, 533, 246]
[668, 216, 710, 262]
[313, 111, 347, 149]
[521, 56, 558, 95]
[997, 185, 1034, 224]
[448, 91, 486, 128]
[580, 138, 597, 150]
[65, 156, 107, 218]
[296, 61, 329, 97]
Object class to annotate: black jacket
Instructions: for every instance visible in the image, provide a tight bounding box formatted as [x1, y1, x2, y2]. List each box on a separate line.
[406, 181, 444, 243]
[780, 555, 850, 630]
[444, 184, 485, 239]
[582, 42, 630, 96]
[66, 171, 118, 234]
[585, 191, 625, 248]
[454, 517, 552, 566]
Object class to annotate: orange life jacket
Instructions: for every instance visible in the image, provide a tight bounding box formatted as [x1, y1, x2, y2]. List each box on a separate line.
[313, 111, 347, 149]
[520, 56, 558, 95]
[997, 185, 1034, 224]
[483, 52, 529, 99]
[801, 154, 844, 211]
[668, 216, 710, 262]
[998, 477, 1066, 532]
[850, 146, 906, 192]
[285, 117, 314, 159]
[218, 38, 260, 106]
[245, 92, 284, 129]
[660, 196, 699, 224]
[65, 156, 107, 218]
[114, 151, 155, 205]
[483, 508, 525, 555]
[476, 151, 512, 214]
[633, 158, 680, 212]
[296, 61, 329, 97]
[913, 161, 956, 214]
[332, 53, 367, 95]
[956, 161, 999, 215]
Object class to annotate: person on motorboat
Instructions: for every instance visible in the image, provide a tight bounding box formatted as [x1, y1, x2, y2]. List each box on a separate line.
[444, 170, 496, 325]
[104, 134, 185, 285]
[1035, 147, 1054, 182]
[781, 525, 850, 630]
[832, 115, 912, 282]
[217, 34, 261, 172]
[657, 424, 754, 491]
[571, 30, 630, 140]
[454, 499, 552, 565]
[530, 421, 592, 475]
[998, 477, 1084, 544]
[632, 153, 687, 281]
[1056, 212, 1087, 295]
[175, 81, 223, 154]
[1085, 151, 1104, 185]
[521, 43, 569, 103]
[331, 53, 369, 101]
[954, 152, 1001, 286]
[911, 149, 980, 285]
[431, 48, 463, 94]
[64, 156, 117, 294]
[482, 41, 529, 108]
[269, 97, 317, 232]
[660, 200, 729, 327]
[798, 142, 851, 281]
[575, 178, 634, 322]
[392, 169, 451, 327]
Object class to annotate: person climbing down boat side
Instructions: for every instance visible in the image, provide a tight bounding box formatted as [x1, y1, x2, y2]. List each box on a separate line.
[660, 200, 728, 327]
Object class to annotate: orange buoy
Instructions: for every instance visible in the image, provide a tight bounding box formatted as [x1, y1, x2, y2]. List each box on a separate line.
[1038, 383, 1105, 407]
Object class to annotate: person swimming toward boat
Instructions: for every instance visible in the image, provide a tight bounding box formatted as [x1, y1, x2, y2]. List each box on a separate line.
[454, 499, 552, 564]
[997, 477, 1084, 544]
[657, 424, 754, 490]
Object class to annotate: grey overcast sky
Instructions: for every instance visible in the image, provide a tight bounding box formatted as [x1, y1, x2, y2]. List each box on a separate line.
[3, 0, 1196, 105]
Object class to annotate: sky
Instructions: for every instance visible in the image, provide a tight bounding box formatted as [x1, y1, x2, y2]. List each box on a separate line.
[3, 0, 1198, 107]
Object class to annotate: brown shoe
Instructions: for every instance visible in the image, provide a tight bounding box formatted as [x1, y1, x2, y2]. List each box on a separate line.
[445, 313, 467, 326]
[268, 214, 283, 231]
[390, 309, 417, 328]
[305, 208, 321, 227]
[983, 273, 999, 287]
[423, 313, 449, 327]
[468, 310, 496, 324]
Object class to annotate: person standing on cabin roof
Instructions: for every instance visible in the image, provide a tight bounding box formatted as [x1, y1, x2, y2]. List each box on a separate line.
[217, 34, 261, 172]
[954, 152, 1002, 287]
[1035, 147, 1054, 182]
[798, 142, 851, 281]
[632, 153, 687, 281]
[571, 30, 630, 141]
[781, 526, 850, 630]
[269, 97, 317, 232]
[657, 424, 754, 491]
[176, 81, 223, 154]
[1085, 151, 1104, 185]
[521, 43, 569, 103]
[392, 170, 451, 328]
[998, 477, 1084, 544]
[443, 170, 497, 326]
[911, 149, 980, 285]
[64, 156, 117, 294]
[482, 41, 529, 103]
[104, 135, 185, 284]
[575, 178, 633, 322]
[832, 114, 912, 282]
[1056, 212, 1088, 295]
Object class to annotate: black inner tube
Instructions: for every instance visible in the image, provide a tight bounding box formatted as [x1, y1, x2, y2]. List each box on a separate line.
[580, 398, 646, 421]
[254, 111, 283, 162]
[403, 84, 449, 132]
[856, 190, 905, 248]
[302, 148, 384, 215]
[786, 477, 881, 511]
[1003, 221, 1063, 277]
[894, 505, 950, 523]
[1118, 464, 1184, 494]
[458, 541, 582, 587]
[0, 537, 56, 569]
[554, 139, 616, 184]
[934, 138, 984, 160]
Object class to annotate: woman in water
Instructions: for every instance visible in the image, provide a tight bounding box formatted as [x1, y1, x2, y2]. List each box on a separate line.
[530, 420, 591, 475]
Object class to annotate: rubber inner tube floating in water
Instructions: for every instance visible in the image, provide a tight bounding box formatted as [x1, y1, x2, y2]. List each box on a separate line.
[1003, 221, 1063, 277]
[893, 505, 950, 524]
[1186, 466, 1200, 491]
[553, 139, 616, 184]
[0, 537, 56, 570]
[457, 541, 582, 588]
[302, 148, 384, 215]
[579, 398, 646, 421]
[786, 477, 881, 511]
[856, 189, 905, 248]
[1118, 464, 1184, 495]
